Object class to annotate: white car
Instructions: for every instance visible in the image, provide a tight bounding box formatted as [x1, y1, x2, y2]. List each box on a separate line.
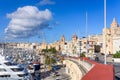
[55, 77, 60, 80]
[50, 72, 55, 76]
[93, 54, 96, 57]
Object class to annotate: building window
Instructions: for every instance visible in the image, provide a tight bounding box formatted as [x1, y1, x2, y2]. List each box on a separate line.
[33, 46, 36, 49]
[84, 42, 86, 44]
[79, 41, 82, 46]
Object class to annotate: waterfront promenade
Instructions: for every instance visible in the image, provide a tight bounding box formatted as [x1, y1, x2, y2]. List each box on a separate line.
[64, 57, 114, 80]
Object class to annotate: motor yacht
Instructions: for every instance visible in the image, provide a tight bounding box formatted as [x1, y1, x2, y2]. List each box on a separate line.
[0, 49, 28, 80]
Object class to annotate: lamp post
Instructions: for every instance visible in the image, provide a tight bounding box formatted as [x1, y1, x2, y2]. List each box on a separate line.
[79, 40, 82, 58]
[104, 0, 107, 64]
[86, 12, 88, 57]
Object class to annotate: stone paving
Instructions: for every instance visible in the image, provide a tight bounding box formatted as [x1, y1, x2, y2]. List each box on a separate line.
[94, 53, 120, 80]
[43, 67, 71, 80]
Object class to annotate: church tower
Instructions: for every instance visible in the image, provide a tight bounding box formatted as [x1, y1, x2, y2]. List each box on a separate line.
[110, 18, 119, 36]
[72, 33, 78, 42]
[111, 18, 119, 28]
[61, 35, 65, 44]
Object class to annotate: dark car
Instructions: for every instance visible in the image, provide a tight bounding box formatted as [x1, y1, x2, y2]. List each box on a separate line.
[95, 57, 99, 61]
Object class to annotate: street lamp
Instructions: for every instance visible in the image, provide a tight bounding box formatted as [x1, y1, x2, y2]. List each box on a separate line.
[79, 41, 82, 58]
[104, 0, 107, 64]
[85, 12, 89, 57]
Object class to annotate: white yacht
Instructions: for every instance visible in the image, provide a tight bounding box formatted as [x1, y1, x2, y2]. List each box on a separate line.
[0, 49, 28, 80]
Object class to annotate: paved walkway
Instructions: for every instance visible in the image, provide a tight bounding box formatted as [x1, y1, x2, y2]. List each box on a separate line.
[94, 53, 120, 80]
[43, 67, 71, 80]
[81, 59, 114, 80]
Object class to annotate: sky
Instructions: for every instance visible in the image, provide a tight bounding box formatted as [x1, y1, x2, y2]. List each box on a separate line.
[0, 0, 120, 43]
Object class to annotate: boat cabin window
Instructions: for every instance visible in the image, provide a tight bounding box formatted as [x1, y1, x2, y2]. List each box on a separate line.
[0, 68, 7, 72]
[11, 68, 24, 72]
[17, 74, 26, 77]
[0, 75, 10, 77]
[4, 62, 17, 66]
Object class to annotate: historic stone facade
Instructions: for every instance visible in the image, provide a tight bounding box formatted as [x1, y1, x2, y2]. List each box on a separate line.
[102, 18, 120, 54]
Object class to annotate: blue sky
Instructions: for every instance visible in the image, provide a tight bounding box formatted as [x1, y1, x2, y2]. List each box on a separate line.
[0, 0, 120, 43]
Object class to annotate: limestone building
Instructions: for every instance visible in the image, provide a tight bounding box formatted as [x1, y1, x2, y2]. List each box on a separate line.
[102, 18, 120, 54]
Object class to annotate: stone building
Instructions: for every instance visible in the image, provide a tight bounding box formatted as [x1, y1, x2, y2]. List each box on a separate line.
[102, 18, 120, 54]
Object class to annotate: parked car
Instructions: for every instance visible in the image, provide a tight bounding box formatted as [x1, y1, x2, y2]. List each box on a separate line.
[50, 72, 55, 76]
[93, 54, 96, 57]
[55, 77, 60, 80]
[95, 57, 99, 61]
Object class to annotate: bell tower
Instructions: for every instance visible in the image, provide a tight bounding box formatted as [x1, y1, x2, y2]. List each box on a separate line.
[72, 33, 78, 42]
[61, 35, 65, 44]
[111, 18, 119, 28]
[111, 18, 119, 36]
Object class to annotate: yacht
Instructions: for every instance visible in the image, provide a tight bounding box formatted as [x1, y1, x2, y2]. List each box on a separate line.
[0, 49, 28, 80]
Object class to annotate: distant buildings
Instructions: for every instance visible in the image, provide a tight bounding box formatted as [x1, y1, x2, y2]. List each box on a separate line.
[1, 18, 120, 55]
[0, 31, 103, 57]
[42, 33, 100, 57]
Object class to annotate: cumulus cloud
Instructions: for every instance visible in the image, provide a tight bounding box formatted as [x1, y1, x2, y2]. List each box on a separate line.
[5, 6, 52, 39]
[37, 0, 55, 6]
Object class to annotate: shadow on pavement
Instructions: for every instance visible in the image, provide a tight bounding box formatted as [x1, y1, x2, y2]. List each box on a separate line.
[115, 76, 120, 80]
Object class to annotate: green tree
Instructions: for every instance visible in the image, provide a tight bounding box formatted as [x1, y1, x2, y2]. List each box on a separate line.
[113, 51, 120, 58]
[48, 47, 57, 54]
[51, 58, 56, 64]
[80, 52, 86, 57]
[41, 49, 48, 53]
[42, 47, 57, 66]
[45, 56, 56, 65]
[45, 56, 50, 65]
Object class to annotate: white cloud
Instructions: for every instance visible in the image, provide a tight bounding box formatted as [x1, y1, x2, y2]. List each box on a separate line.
[5, 6, 52, 39]
[54, 21, 60, 25]
[37, 0, 55, 6]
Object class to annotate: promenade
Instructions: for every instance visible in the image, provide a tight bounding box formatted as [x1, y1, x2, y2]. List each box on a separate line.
[64, 57, 114, 80]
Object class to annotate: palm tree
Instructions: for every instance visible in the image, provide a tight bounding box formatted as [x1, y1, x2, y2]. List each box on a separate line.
[41, 47, 58, 71]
